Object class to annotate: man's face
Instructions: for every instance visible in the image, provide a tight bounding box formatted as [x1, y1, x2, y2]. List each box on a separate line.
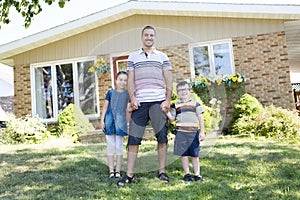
[177, 85, 191, 101]
[142, 28, 155, 48]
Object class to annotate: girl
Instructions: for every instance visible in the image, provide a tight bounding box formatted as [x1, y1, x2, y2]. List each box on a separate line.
[100, 71, 130, 178]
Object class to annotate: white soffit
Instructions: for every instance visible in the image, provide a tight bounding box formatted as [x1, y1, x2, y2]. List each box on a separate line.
[1, 0, 300, 63]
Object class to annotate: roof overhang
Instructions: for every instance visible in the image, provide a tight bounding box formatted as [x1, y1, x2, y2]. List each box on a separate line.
[1, 0, 300, 66]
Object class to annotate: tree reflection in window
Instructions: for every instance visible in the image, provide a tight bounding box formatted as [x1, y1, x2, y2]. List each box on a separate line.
[56, 63, 74, 112]
[77, 61, 98, 115]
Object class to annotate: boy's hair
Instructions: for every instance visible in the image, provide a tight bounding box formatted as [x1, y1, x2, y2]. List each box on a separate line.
[116, 71, 127, 79]
[141, 25, 156, 36]
[176, 81, 190, 90]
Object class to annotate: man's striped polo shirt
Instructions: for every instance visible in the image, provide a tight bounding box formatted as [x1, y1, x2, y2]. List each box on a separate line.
[127, 49, 172, 103]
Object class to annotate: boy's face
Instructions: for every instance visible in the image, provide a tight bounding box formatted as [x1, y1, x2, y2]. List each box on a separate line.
[177, 84, 191, 101]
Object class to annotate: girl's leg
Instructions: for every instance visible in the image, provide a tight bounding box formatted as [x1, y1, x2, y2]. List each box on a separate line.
[106, 135, 116, 175]
[181, 156, 190, 174]
[192, 156, 200, 176]
[115, 135, 125, 174]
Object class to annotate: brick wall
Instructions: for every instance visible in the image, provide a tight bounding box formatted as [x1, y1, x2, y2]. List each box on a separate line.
[13, 32, 294, 124]
[160, 44, 191, 83]
[233, 31, 294, 110]
[14, 64, 31, 117]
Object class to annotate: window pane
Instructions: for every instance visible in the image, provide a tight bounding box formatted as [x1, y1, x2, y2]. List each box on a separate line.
[56, 63, 74, 113]
[77, 61, 98, 115]
[213, 43, 233, 75]
[34, 66, 54, 119]
[193, 46, 210, 76]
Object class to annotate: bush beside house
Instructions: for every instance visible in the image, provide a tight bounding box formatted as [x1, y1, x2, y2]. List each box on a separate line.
[58, 103, 95, 142]
[229, 94, 300, 139]
[0, 114, 48, 144]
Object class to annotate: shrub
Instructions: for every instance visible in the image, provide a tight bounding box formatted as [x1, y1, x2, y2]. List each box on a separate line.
[0, 114, 48, 144]
[255, 106, 300, 139]
[231, 105, 300, 139]
[58, 103, 95, 142]
[228, 93, 263, 134]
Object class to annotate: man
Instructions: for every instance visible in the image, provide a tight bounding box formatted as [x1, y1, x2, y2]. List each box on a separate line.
[117, 25, 172, 186]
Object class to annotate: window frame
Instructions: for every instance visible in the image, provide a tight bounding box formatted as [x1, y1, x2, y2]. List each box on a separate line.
[189, 39, 235, 79]
[30, 56, 99, 123]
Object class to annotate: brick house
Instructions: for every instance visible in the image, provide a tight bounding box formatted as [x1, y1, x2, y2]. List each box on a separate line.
[0, 1, 299, 128]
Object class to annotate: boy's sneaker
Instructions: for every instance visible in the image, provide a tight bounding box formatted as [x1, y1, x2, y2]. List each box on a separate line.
[183, 173, 193, 182]
[194, 175, 204, 182]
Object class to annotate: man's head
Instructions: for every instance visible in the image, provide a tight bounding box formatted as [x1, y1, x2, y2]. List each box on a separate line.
[141, 25, 156, 48]
[176, 81, 191, 101]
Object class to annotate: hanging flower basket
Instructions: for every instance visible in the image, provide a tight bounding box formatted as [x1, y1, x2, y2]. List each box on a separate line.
[191, 75, 212, 104]
[88, 58, 110, 78]
[192, 72, 246, 103]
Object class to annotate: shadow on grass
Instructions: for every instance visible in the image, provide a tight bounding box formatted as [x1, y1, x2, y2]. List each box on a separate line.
[0, 138, 299, 199]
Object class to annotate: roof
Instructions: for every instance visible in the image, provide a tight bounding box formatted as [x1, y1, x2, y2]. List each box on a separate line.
[1, 0, 300, 66]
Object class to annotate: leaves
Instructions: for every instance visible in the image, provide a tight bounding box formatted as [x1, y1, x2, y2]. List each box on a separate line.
[0, 0, 71, 29]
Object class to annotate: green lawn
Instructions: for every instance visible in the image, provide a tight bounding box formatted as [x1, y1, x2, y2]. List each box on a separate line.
[0, 136, 299, 200]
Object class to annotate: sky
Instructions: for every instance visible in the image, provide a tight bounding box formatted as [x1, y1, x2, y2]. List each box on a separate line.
[1, 0, 300, 45]
[0, 0, 300, 84]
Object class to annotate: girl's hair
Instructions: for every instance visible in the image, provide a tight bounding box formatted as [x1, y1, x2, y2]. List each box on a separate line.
[116, 71, 127, 79]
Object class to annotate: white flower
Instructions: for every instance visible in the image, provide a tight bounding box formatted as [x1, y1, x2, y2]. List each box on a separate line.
[206, 107, 212, 112]
[209, 98, 217, 105]
[217, 100, 222, 104]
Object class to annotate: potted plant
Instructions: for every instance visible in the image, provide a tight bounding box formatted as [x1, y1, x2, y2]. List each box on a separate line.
[88, 58, 110, 79]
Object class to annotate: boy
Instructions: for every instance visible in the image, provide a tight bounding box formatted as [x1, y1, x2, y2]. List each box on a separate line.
[166, 81, 206, 182]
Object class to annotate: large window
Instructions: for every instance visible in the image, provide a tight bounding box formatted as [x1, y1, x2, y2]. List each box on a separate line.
[189, 39, 235, 77]
[31, 58, 99, 122]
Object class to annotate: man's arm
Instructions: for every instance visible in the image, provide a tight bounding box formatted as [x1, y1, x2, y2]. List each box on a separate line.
[161, 69, 172, 112]
[163, 69, 172, 102]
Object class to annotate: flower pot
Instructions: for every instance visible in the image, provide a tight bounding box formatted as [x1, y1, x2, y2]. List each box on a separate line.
[100, 73, 109, 79]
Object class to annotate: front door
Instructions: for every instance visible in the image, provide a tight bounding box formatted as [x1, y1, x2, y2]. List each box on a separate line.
[112, 55, 129, 87]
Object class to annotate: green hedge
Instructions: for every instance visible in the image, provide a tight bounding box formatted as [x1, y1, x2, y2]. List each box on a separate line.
[58, 103, 95, 142]
[229, 94, 300, 139]
[0, 114, 48, 144]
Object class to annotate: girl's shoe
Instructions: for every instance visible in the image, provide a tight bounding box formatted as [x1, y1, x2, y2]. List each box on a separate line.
[109, 172, 115, 178]
[115, 171, 121, 178]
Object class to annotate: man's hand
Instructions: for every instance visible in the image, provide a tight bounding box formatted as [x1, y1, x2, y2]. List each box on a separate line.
[160, 100, 170, 113]
[130, 97, 140, 111]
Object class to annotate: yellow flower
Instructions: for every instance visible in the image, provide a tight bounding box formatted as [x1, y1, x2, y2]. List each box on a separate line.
[88, 65, 96, 72]
[232, 76, 237, 82]
[216, 78, 222, 85]
[88, 58, 110, 75]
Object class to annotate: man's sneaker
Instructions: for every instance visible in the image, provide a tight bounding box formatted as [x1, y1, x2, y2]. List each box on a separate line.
[183, 173, 193, 182]
[194, 175, 204, 182]
[158, 172, 169, 183]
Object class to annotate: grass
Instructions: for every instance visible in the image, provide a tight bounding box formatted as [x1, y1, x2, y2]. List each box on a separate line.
[0, 136, 299, 200]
